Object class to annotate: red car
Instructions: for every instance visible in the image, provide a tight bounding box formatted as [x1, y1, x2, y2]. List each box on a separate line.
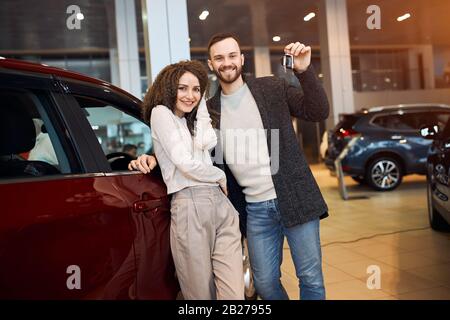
[0, 58, 179, 299]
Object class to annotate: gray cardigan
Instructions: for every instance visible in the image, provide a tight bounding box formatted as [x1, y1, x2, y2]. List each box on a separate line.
[207, 65, 330, 231]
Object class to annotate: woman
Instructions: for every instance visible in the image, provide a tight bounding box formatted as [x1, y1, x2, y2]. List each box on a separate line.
[129, 60, 244, 300]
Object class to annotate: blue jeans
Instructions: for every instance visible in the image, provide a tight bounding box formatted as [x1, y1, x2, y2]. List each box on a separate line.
[246, 199, 325, 300]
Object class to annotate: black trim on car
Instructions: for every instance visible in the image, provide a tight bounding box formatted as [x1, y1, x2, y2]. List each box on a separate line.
[51, 90, 111, 173]
[57, 76, 142, 119]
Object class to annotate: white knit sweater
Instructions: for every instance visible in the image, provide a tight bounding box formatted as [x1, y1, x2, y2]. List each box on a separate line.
[150, 98, 226, 195]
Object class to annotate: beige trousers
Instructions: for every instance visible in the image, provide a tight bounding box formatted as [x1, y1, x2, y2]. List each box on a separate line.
[170, 185, 244, 300]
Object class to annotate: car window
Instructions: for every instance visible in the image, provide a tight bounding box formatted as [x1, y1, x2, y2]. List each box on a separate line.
[0, 89, 71, 180]
[373, 111, 450, 133]
[74, 95, 152, 171]
[415, 112, 450, 132]
[372, 114, 418, 131]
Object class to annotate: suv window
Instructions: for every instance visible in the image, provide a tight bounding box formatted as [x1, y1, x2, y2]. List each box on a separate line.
[415, 112, 450, 132]
[373, 111, 450, 132]
[74, 96, 152, 171]
[0, 89, 71, 180]
[372, 113, 418, 130]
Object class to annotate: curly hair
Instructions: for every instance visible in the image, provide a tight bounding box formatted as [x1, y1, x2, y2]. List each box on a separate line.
[142, 60, 216, 135]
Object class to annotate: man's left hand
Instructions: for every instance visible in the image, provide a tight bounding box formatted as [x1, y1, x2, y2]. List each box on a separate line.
[284, 42, 311, 73]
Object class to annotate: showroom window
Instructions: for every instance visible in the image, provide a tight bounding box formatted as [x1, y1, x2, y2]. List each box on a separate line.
[0, 0, 117, 82]
[347, 0, 450, 90]
[186, 0, 324, 163]
[186, 0, 321, 83]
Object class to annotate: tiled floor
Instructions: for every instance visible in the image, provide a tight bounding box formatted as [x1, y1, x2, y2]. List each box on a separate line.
[280, 164, 450, 300]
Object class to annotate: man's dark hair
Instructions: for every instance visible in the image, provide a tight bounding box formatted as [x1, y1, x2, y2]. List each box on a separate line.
[207, 33, 241, 57]
[123, 144, 137, 153]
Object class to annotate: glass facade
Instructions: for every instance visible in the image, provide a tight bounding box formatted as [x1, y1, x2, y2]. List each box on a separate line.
[186, 0, 324, 162]
[0, 0, 117, 82]
[347, 0, 450, 90]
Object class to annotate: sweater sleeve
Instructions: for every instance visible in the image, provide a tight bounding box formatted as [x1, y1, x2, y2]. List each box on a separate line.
[151, 105, 226, 186]
[193, 97, 217, 151]
[285, 64, 330, 121]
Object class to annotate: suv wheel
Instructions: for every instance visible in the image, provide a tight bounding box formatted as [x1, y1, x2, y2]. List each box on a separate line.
[427, 177, 450, 231]
[366, 157, 403, 191]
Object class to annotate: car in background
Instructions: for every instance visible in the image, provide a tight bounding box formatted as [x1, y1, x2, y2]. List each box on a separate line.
[325, 104, 450, 191]
[420, 124, 450, 231]
[0, 58, 179, 299]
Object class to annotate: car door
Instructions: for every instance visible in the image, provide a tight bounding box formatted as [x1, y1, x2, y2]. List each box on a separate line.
[0, 69, 136, 299]
[415, 111, 450, 174]
[57, 78, 179, 300]
[431, 122, 450, 216]
[372, 111, 432, 173]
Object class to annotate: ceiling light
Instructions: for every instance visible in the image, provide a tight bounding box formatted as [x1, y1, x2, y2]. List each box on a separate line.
[76, 13, 84, 20]
[397, 13, 411, 22]
[199, 10, 209, 20]
[304, 12, 316, 22]
[272, 36, 281, 42]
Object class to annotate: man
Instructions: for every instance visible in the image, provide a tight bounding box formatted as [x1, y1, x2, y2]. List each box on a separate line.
[130, 33, 329, 300]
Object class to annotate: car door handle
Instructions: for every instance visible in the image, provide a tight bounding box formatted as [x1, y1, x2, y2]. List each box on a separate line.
[133, 197, 163, 213]
[391, 135, 403, 140]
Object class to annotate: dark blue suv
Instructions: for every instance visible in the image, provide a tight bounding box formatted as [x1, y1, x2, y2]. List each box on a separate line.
[325, 104, 450, 191]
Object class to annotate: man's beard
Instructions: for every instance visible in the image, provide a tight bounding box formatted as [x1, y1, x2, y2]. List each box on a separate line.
[214, 64, 242, 84]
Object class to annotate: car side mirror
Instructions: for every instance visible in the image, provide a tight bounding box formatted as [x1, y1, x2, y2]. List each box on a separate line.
[420, 125, 439, 140]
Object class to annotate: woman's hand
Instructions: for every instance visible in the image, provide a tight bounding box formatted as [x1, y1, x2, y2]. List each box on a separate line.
[128, 154, 157, 174]
[221, 185, 228, 196]
[218, 178, 228, 196]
